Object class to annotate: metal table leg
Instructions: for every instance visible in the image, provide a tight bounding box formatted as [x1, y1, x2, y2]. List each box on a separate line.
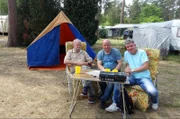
[69, 80, 82, 118]
[122, 84, 126, 119]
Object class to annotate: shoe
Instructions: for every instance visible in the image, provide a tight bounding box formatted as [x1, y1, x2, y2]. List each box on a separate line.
[152, 103, 158, 111]
[99, 101, 106, 109]
[105, 103, 119, 112]
[80, 92, 87, 97]
[88, 96, 95, 104]
[80, 87, 88, 97]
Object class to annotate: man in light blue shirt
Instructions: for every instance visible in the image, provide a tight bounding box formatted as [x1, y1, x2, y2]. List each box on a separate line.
[124, 39, 158, 111]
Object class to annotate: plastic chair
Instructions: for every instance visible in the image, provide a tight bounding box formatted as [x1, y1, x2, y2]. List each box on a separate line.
[126, 48, 160, 112]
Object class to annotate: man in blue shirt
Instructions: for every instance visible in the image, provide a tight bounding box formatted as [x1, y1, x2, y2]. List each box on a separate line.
[97, 39, 123, 112]
[124, 39, 158, 110]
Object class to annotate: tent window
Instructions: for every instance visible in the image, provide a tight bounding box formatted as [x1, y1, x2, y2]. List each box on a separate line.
[177, 28, 180, 37]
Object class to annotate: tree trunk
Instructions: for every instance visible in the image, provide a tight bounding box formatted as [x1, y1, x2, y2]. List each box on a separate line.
[120, 0, 125, 23]
[7, 0, 17, 47]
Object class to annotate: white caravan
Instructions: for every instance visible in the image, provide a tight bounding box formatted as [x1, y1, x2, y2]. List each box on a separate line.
[170, 20, 180, 51]
[133, 20, 180, 52]
[111, 20, 180, 52]
[0, 15, 8, 34]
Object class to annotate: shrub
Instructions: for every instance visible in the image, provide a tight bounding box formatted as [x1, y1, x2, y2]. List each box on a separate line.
[99, 28, 107, 38]
[17, 0, 62, 46]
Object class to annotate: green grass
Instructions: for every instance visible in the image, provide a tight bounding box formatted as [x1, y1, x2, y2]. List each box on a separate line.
[92, 39, 125, 53]
[166, 53, 180, 63]
[95, 39, 125, 46]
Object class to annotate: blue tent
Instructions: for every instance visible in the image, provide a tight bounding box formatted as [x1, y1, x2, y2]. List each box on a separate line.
[27, 11, 96, 70]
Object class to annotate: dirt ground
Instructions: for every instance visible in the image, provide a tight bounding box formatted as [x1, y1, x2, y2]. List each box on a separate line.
[0, 36, 180, 119]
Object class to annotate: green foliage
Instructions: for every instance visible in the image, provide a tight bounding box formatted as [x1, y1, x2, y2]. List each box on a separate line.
[64, 0, 100, 46]
[0, 0, 8, 15]
[140, 4, 163, 23]
[17, 0, 62, 46]
[102, 20, 111, 26]
[175, 0, 180, 19]
[99, 28, 107, 38]
[150, 0, 177, 20]
[128, 0, 141, 23]
[100, 1, 121, 26]
[140, 16, 164, 23]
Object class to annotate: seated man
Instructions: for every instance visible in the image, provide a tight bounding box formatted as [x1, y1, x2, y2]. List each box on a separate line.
[97, 39, 123, 112]
[123, 39, 159, 110]
[64, 39, 95, 104]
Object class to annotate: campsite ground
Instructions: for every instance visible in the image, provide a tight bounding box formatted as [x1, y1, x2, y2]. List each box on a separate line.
[0, 36, 180, 118]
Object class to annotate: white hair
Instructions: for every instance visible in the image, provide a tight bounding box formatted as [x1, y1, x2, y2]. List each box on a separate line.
[73, 39, 81, 44]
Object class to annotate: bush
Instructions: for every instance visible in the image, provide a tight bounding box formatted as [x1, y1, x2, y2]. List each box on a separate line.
[99, 28, 107, 38]
[64, 0, 100, 46]
[17, 0, 62, 46]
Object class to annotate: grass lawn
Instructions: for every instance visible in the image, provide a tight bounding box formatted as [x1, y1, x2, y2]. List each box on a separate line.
[0, 36, 180, 118]
[166, 53, 180, 63]
[92, 39, 125, 53]
[95, 39, 125, 46]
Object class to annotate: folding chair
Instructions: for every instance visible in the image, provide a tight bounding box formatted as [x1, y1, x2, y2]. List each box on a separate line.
[126, 48, 160, 112]
[63, 41, 86, 94]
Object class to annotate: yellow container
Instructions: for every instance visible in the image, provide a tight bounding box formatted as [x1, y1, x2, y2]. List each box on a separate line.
[112, 69, 118, 72]
[105, 68, 111, 72]
[75, 66, 81, 74]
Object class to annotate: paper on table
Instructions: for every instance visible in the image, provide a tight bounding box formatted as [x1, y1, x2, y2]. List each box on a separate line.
[85, 70, 100, 78]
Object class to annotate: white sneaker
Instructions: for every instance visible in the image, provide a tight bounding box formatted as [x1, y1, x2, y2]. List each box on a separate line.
[152, 103, 158, 111]
[105, 103, 119, 112]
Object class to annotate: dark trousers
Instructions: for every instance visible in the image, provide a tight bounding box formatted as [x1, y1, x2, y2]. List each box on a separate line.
[99, 82, 107, 95]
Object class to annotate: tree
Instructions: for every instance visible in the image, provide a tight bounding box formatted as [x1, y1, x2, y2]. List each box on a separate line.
[7, 0, 18, 47]
[151, 0, 176, 20]
[175, 0, 180, 19]
[120, 0, 125, 23]
[17, 0, 62, 46]
[140, 4, 163, 23]
[0, 0, 8, 15]
[100, 0, 122, 26]
[128, 0, 141, 23]
[64, 0, 100, 46]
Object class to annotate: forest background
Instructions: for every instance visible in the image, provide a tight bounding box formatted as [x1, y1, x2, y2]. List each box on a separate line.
[1, 0, 180, 47]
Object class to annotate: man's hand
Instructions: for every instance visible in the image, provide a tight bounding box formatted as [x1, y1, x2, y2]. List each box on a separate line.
[87, 61, 93, 66]
[124, 66, 132, 76]
[125, 67, 132, 73]
[76, 62, 89, 66]
[67, 64, 73, 67]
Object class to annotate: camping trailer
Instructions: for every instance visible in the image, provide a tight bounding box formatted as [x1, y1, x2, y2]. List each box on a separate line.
[101, 21, 180, 58]
[170, 20, 180, 51]
[105, 20, 180, 53]
[0, 15, 8, 34]
[133, 21, 172, 57]
[133, 20, 180, 52]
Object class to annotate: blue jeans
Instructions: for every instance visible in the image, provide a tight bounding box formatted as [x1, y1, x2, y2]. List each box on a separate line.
[125, 76, 158, 104]
[100, 82, 120, 104]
